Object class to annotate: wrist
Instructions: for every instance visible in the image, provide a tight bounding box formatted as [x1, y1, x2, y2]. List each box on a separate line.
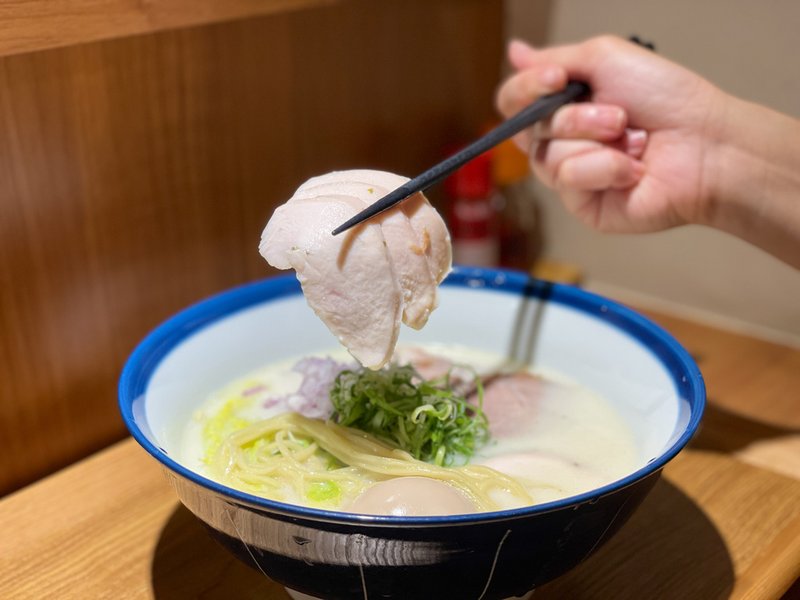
[701, 94, 761, 229]
[702, 95, 800, 266]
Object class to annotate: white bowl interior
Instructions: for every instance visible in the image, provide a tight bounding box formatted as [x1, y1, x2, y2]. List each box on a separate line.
[142, 283, 686, 475]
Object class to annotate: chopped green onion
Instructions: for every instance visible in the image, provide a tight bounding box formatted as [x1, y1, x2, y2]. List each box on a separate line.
[329, 363, 489, 466]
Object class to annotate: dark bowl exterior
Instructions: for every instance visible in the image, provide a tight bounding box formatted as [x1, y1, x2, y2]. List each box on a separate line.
[168, 468, 661, 599]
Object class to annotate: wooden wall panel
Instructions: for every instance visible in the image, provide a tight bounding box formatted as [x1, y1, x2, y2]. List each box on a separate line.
[0, 0, 504, 494]
[0, 0, 333, 58]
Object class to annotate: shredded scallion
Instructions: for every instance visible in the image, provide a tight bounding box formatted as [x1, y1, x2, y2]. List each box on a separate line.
[329, 364, 489, 466]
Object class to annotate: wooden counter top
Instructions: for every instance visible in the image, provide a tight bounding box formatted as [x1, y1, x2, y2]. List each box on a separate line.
[2, 310, 799, 599]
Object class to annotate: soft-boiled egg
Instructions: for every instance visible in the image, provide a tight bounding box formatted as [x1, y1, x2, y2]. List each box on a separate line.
[347, 476, 477, 516]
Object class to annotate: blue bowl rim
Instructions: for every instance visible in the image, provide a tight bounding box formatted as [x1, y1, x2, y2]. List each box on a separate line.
[119, 266, 705, 526]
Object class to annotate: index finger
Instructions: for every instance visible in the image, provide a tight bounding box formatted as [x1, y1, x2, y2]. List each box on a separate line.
[495, 65, 568, 118]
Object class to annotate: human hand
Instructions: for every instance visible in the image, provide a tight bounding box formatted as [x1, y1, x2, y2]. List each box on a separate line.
[496, 35, 726, 234]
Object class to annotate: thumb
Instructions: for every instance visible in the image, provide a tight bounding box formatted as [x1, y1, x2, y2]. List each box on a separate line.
[510, 36, 641, 85]
[508, 39, 539, 70]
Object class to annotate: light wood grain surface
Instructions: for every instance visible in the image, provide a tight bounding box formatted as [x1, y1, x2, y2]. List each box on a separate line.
[639, 309, 800, 482]
[0, 0, 504, 494]
[1, 311, 799, 599]
[2, 440, 799, 599]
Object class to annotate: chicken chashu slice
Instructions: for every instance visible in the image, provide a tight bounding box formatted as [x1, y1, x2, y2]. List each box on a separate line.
[260, 194, 402, 369]
[301, 170, 452, 284]
[294, 175, 445, 329]
[260, 170, 452, 369]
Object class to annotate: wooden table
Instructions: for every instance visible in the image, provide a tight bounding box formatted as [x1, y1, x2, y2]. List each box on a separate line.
[2, 310, 800, 599]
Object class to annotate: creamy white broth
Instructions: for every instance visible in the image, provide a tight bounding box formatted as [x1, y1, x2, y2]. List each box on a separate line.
[474, 375, 639, 504]
[180, 343, 640, 511]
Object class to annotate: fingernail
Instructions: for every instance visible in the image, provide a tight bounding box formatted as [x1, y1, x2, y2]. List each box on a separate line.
[614, 158, 646, 189]
[540, 67, 563, 87]
[586, 106, 625, 131]
[630, 159, 646, 180]
[627, 128, 648, 150]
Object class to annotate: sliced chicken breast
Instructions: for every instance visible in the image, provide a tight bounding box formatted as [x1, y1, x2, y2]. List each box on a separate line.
[260, 194, 402, 369]
[293, 179, 437, 329]
[303, 170, 452, 284]
[260, 170, 451, 369]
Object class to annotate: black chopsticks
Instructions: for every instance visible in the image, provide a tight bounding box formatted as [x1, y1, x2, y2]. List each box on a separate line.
[331, 80, 590, 236]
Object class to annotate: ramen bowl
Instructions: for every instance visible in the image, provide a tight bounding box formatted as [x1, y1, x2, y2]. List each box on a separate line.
[119, 266, 704, 600]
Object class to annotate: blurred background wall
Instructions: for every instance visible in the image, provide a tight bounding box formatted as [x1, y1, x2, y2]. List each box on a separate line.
[0, 0, 503, 494]
[505, 0, 800, 345]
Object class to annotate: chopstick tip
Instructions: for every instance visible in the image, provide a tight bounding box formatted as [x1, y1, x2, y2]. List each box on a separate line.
[331, 221, 352, 236]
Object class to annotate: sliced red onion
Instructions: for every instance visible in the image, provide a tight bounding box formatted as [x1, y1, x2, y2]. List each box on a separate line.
[263, 357, 353, 419]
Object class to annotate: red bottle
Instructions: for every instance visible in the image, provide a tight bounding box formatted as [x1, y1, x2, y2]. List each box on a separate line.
[445, 151, 499, 267]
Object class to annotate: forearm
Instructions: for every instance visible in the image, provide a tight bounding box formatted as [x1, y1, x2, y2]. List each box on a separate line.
[705, 95, 800, 267]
